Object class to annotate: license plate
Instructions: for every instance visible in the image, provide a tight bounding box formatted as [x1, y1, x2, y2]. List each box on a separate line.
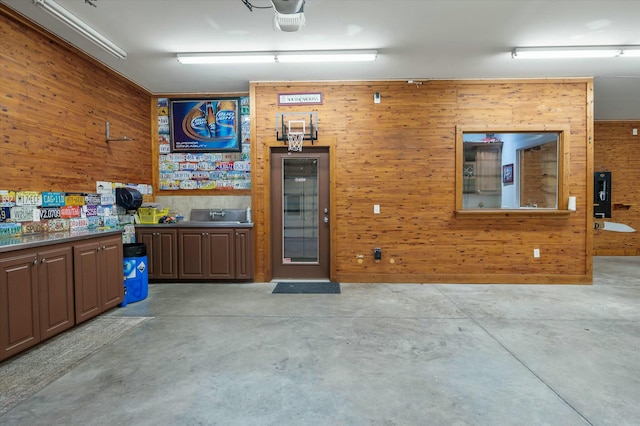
[69, 218, 89, 230]
[40, 207, 61, 220]
[47, 219, 69, 232]
[60, 205, 81, 218]
[84, 193, 101, 205]
[0, 222, 22, 236]
[11, 206, 39, 222]
[0, 190, 16, 207]
[41, 192, 66, 207]
[85, 205, 98, 216]
[100, 193, 116, 205]
[21, 221, 46, 234]
[0, 207, 10, 222]
[16, 191, 42, 206]
[103, 216, 119, 227]
[65, 194, 85, 206]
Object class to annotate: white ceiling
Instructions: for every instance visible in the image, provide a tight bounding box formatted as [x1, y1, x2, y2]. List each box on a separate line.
[3, 0, 639, 120]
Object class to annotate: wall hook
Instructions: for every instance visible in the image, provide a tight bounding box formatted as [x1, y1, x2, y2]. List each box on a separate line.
[106, 121, 133, 142]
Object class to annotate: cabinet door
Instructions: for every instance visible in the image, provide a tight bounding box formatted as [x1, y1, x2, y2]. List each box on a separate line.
[73, 241, 102, 324]
[207, 229, 234, 279]
[0, 250, 40, 361]
[100, 236, 124, 311]
[178, 230, 207, 279]
[137, 230, 156, 277]
[38, 245, 74, 340]
[234, 229, 254, 280]
[156, 230, 178, 279]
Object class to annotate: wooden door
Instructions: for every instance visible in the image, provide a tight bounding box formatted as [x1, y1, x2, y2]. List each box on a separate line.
[271, 148, 330, 279]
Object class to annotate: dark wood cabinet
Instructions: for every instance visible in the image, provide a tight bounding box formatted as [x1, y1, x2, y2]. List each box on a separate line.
[74, 235, 123, 324]
[1, 245, 74, 361]
[178, 228, 253, 280]
[136, 228, 177, 279]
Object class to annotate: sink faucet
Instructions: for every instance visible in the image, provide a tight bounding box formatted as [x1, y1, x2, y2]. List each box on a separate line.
[209, 209, 226, 218]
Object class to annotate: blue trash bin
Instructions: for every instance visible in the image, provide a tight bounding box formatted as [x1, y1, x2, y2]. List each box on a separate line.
[121, 243, 148, 306]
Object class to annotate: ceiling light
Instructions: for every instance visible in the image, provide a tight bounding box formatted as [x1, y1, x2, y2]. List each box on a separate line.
[177, 53, 275, 64]
[177, 50, 378, 64]
[33, 0, 127, 59]
[276, 50, 378, 63]
[621, 47, 640, 57]
[511, 46, 640, 59]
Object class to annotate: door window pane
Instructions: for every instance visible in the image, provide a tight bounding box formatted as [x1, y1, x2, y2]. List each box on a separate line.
[282, 158, 319, 263]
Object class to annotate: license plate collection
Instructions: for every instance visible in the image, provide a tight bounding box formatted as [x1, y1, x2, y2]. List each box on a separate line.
[0, 190, 127, 236]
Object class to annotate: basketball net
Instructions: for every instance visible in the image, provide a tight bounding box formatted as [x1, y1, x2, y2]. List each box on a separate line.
[287, 132, 304, 151]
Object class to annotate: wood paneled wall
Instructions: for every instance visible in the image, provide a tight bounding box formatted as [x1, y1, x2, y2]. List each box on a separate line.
[251, 80, 593, 284]
[0, 7, 152, 192]
[593, 121, 640, 255]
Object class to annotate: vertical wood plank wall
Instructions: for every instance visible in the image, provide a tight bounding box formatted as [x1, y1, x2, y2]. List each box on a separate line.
[0, 7, 152, 192]
[593, 121, 640, 255]
[251, 80, 593, 284]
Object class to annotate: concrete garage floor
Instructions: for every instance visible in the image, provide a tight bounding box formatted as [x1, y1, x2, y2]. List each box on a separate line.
[2, 257, 639, 425]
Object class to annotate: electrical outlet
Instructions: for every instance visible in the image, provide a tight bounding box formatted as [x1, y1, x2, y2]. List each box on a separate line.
[533, 248, 540, 258]
[373, 204, 380, 214]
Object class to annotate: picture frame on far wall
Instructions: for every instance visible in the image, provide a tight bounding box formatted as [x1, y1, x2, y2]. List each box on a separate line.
[170, 98, 241, 152]
[503, 163, 514, 184]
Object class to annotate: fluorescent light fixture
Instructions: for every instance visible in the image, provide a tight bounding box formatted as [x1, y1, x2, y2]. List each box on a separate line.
[512, 45, 640, 59]
[276, 50, 378, 63]
[621, 47, 640, 57]
[177, 50, 378, 64]
[177, 53, 275, 64]
[33, 0, 127, 59]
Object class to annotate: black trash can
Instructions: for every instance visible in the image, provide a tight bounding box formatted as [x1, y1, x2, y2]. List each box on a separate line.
[121, 243, 148, 306]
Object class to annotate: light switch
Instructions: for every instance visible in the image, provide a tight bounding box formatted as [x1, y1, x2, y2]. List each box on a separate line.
[373, 204, 380, 214]
[633, 128, 638, 136]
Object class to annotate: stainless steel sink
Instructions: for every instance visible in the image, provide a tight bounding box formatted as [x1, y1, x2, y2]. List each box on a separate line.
[189, 208, 248, 223]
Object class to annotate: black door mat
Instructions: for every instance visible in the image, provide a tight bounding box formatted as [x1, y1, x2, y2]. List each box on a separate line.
[272, 282, 341, 294]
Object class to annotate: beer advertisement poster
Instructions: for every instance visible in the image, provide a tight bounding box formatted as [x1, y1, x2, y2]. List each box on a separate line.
[170, 98, 241, 152]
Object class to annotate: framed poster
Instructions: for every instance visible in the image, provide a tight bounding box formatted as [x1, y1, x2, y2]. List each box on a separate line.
[503, 163, 514, 184]
[171, 98, 241, 152]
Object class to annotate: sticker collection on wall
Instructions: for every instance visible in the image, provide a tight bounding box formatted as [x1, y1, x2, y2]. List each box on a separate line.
[157, 96, 251, 191]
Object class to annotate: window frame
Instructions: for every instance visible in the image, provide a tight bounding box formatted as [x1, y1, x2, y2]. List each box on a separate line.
[454, 125, 571, 218]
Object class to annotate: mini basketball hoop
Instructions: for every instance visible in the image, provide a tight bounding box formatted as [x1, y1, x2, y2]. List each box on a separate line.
[287, 120, 305, 151]
[276, 112, 318, 148]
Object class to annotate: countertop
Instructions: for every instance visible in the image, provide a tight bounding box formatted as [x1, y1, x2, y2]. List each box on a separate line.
[0, 228, 124, 254]
[135, 222, 254, 229]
